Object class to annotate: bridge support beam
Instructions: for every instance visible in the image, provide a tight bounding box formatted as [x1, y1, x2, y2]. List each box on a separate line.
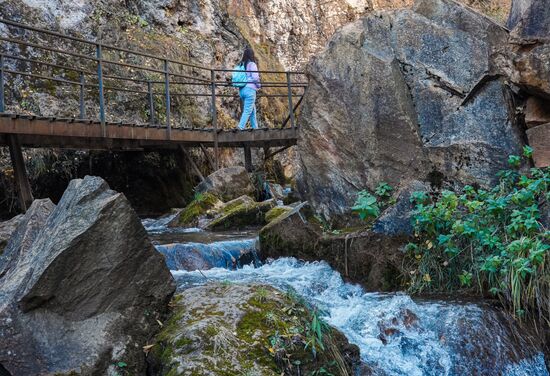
[8, 134, 33, 212]
[178, 145, 205, 182]
[244, 145, 253, 172]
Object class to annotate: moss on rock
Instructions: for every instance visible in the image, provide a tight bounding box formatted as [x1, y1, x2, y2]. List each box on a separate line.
[149, 283, 359, 375]
[171, 192, 222, 227]
[265, 205, 293, 223]
[205, 196, 276, 231]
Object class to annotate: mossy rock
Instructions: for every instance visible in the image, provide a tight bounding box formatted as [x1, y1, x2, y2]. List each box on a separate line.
[205, 196, 276, 231]
[265, 205, 293, 223]
[149, 284, 359, 376]
[170, 192, 222, 227]
[260, 203, 323, 260]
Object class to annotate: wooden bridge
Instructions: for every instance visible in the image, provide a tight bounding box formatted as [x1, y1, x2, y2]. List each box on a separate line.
[0, 18, 307, 211]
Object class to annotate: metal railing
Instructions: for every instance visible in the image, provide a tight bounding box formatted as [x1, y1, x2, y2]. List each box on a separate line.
[0, 18, 307, 168]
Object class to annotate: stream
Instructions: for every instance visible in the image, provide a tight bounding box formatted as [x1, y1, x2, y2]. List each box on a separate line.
[143, 217, 550, 376]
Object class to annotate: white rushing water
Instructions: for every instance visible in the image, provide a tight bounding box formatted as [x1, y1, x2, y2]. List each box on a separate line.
[171, 258, 549, 376]
[141, 216, 549, 376]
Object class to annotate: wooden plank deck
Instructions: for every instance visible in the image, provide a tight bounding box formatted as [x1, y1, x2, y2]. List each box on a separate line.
[0, 114, 298, 150]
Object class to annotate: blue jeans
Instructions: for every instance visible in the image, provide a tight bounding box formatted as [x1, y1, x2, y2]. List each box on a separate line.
[238, 87, 258, 129]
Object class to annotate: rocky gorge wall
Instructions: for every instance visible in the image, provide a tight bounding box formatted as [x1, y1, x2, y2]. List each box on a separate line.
[0, 0, 513, 218]
[296, 0, 550, 224]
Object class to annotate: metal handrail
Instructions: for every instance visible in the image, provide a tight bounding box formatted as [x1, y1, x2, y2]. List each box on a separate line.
[0, 18, 306, 75]
[0, 18, 308, 168]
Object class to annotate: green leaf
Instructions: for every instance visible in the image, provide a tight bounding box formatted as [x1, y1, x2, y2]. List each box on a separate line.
[117, 362, 127, 368]
[508, 155, 521, 168]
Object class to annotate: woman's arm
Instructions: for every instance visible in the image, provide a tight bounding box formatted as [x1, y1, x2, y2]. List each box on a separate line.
[248, 62, 261, 89]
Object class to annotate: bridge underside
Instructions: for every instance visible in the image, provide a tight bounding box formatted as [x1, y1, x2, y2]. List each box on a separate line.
[0, 114, 298, 150]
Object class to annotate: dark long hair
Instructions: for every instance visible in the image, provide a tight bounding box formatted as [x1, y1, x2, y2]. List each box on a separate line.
[240, 47, 257, 68]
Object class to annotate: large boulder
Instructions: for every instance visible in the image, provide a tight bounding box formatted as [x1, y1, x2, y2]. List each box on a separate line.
[0, 176, 175, 375]
[296, 0, 524, 223]
[149, 283, 360, 375]
[195, 166, 255, 202]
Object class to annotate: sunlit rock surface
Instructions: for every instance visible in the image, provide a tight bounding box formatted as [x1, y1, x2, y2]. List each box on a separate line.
[296, 0, 524, 223]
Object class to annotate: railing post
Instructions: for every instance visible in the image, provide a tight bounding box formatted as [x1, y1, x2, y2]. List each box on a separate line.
[79, 71, 85, 119]
[286, 71, 295, 129]
[0, 54, 5, 113]
[96, 43, 106, 137]
[211, 69, 219, 170]
[147, 80, 155, 127]
[164, 59, 171, 139]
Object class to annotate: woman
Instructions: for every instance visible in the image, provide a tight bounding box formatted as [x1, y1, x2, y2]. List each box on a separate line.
[237, 47, 261, 130]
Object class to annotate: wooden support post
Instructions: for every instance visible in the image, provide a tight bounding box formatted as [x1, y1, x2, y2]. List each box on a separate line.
[244, 145, 253, 172]
[199, 143, 215, 171]
[178, 145, 205, 182]
[8, 135, 33, 211]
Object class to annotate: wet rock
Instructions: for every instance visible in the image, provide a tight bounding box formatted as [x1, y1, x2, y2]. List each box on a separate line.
[156, 239, 259, 271]
[296, 0, 523, 224]
[196, 166, 255, 202]
[0, 176, 175, 375]
[260, 202, 323, 260]
[260, 200, 407, 291]
[205, 196, 276, 230]
[507, 0, 550, 39]
[148, 283, 360, 375]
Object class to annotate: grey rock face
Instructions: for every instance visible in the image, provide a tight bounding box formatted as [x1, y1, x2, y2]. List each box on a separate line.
[373, 180, 429, 236]
[507, 0, 550, 39]
[196, 166, 255, 202]
[0, 176, 175, 375]
[0, 213, 24, 254]
[297, 0, 524, 223]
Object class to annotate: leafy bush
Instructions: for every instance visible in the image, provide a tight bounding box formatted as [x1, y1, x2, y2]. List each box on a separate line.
[404, 148, 549, 325]
[352, 182, 394, 221]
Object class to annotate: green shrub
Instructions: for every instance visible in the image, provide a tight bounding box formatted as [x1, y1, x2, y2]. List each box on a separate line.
[404, 149, 549, 325]
[352, 182, 394, 221]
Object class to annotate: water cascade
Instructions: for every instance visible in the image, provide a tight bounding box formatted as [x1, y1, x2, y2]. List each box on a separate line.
[146, 222, 549, 376]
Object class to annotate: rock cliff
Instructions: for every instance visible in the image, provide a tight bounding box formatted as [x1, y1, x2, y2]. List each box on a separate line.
[296, 0, 550, 223]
